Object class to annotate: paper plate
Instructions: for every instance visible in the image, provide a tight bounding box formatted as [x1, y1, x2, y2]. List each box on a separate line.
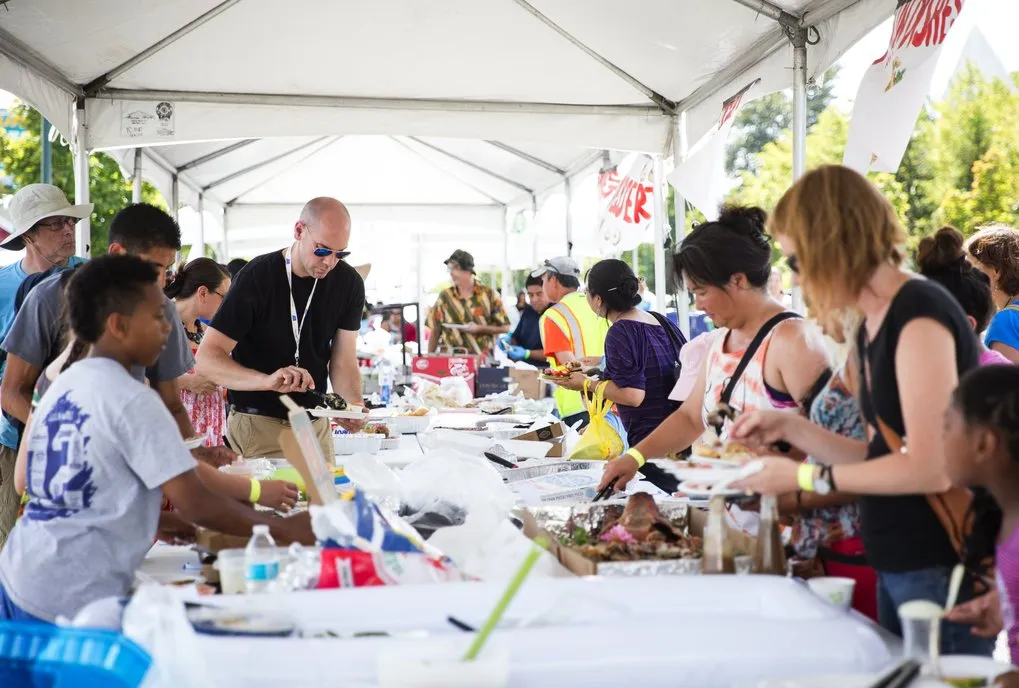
[309, 408, 372, 420]
[676, 480, 747, 499]
[652, 460, 742, 483]
[686, 455, 745, 469]
[189, 609, 297, 638]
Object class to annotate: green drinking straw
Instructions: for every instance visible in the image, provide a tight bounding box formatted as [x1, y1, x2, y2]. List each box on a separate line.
[463, 537, 548, 661]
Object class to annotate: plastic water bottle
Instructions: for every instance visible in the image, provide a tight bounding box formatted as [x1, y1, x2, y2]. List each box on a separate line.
[244, 524, 279, 594]
[378, 361, 394, 406]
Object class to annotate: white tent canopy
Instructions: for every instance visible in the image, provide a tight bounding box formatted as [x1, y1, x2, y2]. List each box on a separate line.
[1, 0, 894, 154]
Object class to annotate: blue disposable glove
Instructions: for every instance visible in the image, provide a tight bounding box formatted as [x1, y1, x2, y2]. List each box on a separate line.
[497, 334, 512, 351]
[505, 345, 528, 361]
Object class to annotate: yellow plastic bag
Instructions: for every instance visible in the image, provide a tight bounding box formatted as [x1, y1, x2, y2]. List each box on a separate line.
[569, 379, 624, 461]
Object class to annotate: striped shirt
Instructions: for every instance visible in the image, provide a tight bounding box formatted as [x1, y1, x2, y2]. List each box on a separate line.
[427, 283, 509, 355]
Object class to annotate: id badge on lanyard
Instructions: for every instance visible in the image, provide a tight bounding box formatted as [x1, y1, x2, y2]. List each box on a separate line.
[284, 245, 318, 367]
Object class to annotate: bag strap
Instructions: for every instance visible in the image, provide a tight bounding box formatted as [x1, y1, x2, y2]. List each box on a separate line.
[1006, 304, 1019, 313]
[649, 311, 687, 359]
[720, 312, 799, 406]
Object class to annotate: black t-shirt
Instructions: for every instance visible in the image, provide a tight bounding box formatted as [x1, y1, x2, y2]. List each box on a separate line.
[211, 250, 365, 419]
[856, 278, 979, 573]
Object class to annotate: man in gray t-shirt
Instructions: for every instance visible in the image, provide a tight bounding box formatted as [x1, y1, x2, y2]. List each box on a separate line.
[2, 272, 193, 389]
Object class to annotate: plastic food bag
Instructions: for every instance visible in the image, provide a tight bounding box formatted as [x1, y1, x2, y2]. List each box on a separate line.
[569, 380, 625, 461]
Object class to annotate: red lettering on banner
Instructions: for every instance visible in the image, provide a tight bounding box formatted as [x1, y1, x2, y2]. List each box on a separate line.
[719, 95, 743, 128]
[875, 0, 963, 64]
[604, 175, 653, 225]
[598, 168, 621, 200]
[633, 183, 651, 223]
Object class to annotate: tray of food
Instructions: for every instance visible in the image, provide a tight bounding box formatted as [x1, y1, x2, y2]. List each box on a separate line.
[540, 360, 581, 382]
[527, 494, 702, 576]
[499, 461, 601, 483]
[332, 432, 384, 455]
[362, 423, 402, 450]
[376, 407, 433, 435]
[690, 433, 754, 466]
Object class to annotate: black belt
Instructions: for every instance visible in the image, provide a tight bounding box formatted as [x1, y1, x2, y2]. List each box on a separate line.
[230, 405, 287, 421]
[817, 546, 869, 567]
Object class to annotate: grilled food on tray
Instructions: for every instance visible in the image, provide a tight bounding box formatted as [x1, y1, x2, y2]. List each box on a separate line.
[564, 494, 701, 562]
[362, 423, 393, 439]
[542, 360, 582, 379]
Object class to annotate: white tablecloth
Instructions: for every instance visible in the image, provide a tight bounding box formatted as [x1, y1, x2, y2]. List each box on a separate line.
[166, 576, 893, 687]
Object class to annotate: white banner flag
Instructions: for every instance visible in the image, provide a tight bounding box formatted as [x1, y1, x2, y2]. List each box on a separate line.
[594, 153, 655, 256]
[668, 79, 759, 220]
[843, 0, 968, 174]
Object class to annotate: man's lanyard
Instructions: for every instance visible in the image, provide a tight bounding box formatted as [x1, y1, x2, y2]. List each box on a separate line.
[284, 244, 318, 367]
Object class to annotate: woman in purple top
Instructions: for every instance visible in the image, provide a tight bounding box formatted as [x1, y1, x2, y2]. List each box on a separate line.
[561, 259, 686, 448]
[942, 365, 1019, 666]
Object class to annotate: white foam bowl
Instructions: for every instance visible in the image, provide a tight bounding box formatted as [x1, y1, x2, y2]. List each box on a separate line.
[807, 577, 856, 610]
[332, 433, 384, 455]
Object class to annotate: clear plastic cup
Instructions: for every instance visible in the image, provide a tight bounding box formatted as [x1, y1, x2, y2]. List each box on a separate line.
[214, 548, 247, 594]
[377, 639, 508, 688]
[898, 600, 943, 676]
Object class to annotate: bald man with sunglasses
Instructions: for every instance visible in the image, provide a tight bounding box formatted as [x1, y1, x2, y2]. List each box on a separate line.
[196, 198, 366, 458]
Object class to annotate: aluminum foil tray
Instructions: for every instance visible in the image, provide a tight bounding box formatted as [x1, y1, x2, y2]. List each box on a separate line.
[524, 501, 701, 576]
[500, 461, 601, 483]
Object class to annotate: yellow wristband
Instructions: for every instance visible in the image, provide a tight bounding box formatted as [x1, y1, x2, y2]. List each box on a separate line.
[249, 478, 262, 504]
[797, 463, 816, 492]
[625, 448, 646, 468]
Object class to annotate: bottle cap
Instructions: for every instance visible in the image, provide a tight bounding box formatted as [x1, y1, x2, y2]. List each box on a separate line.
[253, 524, 269, 536]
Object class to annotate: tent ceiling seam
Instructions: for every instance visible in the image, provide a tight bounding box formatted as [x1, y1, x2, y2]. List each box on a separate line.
[729, 0, 801, 28]
[389, 136, 506, 206]
[202, 136, 331, 192]
[407, 137, 534, 194]
[142, 148, 209, 202]
[225, 136, 341, 205]
[177, 138, 259, 172]
[484, 141, 566, 176]
[82, 0, 244, 96]
[510, 0, 676, 114]
[0, 27, 82, 96]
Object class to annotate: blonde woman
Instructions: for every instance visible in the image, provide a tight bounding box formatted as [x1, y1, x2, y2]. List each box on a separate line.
[731, 165, 989, 654]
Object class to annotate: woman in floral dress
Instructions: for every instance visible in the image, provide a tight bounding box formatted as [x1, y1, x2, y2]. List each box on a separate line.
[165, 258, 231, 447]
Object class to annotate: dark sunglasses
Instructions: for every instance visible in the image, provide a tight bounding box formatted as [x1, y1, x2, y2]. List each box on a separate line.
[313, 246, 351, 260]
[35, 216, 76, 230]
[787, 254, 799, 274]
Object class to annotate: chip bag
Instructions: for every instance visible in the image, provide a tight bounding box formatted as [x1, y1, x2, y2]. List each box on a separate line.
[569, 379, 625, 461]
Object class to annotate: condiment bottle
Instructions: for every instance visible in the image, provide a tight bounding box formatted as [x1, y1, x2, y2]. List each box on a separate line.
[753, 495, 787, 575]
[702, 496, 735, 574]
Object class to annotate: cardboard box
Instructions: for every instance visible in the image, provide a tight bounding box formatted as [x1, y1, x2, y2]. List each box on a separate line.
[513, 421, 565, 457]
[508, 368, 545, 400]
[412, 354, 482, 396]
[476, 366, 513, 397]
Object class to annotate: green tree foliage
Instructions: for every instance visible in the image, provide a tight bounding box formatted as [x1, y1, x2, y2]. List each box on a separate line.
[0, 104, 166, 255]
[725, 66, 840, 176]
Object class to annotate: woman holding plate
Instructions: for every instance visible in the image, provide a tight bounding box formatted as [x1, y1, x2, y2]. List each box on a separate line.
[597, 206, 829, 493]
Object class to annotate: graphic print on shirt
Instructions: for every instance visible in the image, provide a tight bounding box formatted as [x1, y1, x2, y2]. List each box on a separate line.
[24, 392, 96, 521]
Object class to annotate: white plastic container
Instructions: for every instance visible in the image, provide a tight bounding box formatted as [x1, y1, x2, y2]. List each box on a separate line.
[377, 639, 508, 688]
[806, 577, 856, 610]
[332, 433, 384, 455]
[383, 415, 432, 435]
[214, 548, 247, 594]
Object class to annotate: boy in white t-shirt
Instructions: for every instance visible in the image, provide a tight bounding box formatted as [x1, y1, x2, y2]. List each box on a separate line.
[0, 255, 314, 623]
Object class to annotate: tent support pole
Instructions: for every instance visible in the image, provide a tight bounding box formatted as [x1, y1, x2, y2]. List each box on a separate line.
[651, 156, 668, 314]
[196, 193, 206, 259]
[406, 137, 533, 194]
[203, 137, 330, 192]
[72, 99, 91, 257]
[221, 207, 230, 261]
[41, 119, 52, 184]
[563, 177, 574, 257]
[132, 148, 144, 203]
[672, 114, 690, 338]
[179, 139, 258, 172]
[171, 174, 180, 223]
[789, 25, 808, 314]
[502, 208, 513, 310]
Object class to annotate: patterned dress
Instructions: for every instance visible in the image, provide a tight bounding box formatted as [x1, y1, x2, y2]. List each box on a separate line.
[788, 367, 864, 558]
[179, 322, 226, 447]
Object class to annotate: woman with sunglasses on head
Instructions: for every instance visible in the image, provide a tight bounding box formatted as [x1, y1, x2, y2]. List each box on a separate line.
[730, 166, 991, 655]
[196, 197, 367, 460]
[598, 206, 829, 493]
[166, 258, 233, 447]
